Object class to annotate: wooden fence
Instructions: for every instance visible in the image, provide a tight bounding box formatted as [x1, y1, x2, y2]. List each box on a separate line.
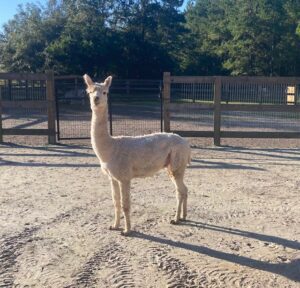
[1, 71, 300, 145]
[163, 72, 300, 145]
[0, 71, 56, 144]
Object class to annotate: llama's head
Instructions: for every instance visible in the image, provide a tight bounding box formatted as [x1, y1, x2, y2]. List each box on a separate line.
[83, 74, 112, 111]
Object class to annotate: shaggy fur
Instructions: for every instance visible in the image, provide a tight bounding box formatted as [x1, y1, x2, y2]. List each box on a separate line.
[84, 74, 191, 235]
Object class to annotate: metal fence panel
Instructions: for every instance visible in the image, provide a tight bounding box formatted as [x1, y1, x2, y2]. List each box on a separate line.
[165, 74, 300, 143]
[0, 79, 48, 131]
[55, 77, 162, 140]
[170, 82, 214, 132]
[221, 80, 300, 133]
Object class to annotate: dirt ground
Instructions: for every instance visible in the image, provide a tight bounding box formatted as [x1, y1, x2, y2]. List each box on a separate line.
[0, 138, 300, 288]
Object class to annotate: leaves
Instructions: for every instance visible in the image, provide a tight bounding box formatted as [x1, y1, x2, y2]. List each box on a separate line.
[0, 0, 299, 76]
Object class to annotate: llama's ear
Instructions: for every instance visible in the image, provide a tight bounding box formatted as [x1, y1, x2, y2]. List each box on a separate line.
[104, 76, 112, 88]
[83, 74, 94, 88]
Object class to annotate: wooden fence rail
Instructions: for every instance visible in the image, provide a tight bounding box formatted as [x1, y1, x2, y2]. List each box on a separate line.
[163, 73, 300, 145]
[0, 70, 56, 144]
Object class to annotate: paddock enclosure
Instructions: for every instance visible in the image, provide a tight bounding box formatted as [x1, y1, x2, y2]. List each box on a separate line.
[0, 73, 300, 287]
[0, 71, 300, 144]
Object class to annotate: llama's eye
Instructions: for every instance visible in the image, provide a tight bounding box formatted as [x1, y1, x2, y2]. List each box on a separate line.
[103, 92, 107, 95]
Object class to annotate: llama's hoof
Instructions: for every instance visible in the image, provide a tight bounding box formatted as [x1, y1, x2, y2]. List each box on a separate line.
[109, 225, 120, 231]
[180, 218, 187, 222]
[121, 230, 131, 236]
[170, 219, 179, 225]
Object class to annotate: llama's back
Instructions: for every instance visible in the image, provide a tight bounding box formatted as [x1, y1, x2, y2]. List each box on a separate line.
[112, 132, 190, 178]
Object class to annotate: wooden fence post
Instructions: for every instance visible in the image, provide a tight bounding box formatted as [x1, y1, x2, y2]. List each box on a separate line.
[163, 72, 171, 132]
[214, 76, 222, 146]
[46, 70, 56, 144]
[0, 86, 3, 143]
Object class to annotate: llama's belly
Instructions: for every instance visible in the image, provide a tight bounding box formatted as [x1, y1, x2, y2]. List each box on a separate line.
[131, 161, 166, 178]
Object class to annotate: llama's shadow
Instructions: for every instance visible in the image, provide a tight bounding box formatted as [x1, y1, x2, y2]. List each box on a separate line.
[130, 226, 300, 282]
[181, 220, 300, 250]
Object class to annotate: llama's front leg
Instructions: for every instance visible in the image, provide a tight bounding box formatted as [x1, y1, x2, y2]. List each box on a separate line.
[120, 180, 131, 236]
[109, 178, 121, 230]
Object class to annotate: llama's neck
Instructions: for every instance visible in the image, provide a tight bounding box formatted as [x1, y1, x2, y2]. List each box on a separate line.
[91, 106, 113, 163]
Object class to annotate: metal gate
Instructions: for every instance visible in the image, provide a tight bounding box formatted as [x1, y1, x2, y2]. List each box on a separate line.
[55, 76, 163, 140]
[0, 71, 56, 144]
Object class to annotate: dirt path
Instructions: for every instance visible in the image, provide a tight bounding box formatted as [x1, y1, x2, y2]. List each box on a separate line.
[0, 142, 299, 287]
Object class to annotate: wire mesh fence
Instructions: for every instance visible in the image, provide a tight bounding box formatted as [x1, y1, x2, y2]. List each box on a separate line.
[0, 79, 48, 131]
[166, 76, 300, 138]
[221, 81, 300, 104]
[221, 111, 300, 132]
[220, 80, 300, 133]
[109, 80, 162, 136]
[55, 77, 90, 139]
[170, 81, 214, 132]
[55, 77, 163, 140]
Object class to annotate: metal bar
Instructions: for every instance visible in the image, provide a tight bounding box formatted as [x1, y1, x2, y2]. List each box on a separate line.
[55, 86, 61, 141]
[8, 80, 12, 100]
[163, 72, 171, 132]
[0, 73, 47, 81]
[54, 75, 82, 80]
[220, 76, 300, 84]
[46, 70, 56, 144]
[221, 131, 300, 138]
[58, 137, 91, 140]
[159, 82, 163, 132]
[172, 131, 214, 137]
[0, 87, 3, 142]
[108, 93, 113, 136]
[214, 77, 222, 146]
[221, 104, 300, 112]
[2, 101, 48, 109]
[25, 80, 29, 100]
[3, 128, 53, 135]
[170, 76, 215, 84]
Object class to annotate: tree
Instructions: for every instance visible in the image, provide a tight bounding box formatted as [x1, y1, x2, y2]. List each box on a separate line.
[0, 0, 186, 78]
[184, 0, 300, 76]
[110, 0, 186, 78]
[0, 3, 46, 72]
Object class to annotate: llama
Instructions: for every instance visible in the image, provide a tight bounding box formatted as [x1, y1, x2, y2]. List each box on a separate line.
[84, 74, 191, 235]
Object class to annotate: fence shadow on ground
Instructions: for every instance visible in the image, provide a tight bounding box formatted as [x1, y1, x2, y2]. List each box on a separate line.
[131, 229, 300, 282]
[189, 158, 265, 171]
[0, 142, 98, 168]
[192, 146, 300, 162]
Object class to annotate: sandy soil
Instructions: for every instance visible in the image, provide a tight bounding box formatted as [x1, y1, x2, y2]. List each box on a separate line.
[0, 140, 300, 288]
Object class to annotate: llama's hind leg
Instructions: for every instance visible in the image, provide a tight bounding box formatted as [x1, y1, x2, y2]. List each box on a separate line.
[170, 172, 188, 224]
[109, 178, 121, 230]
[181, 180, 188, 221]
[120, 180, 131, 236]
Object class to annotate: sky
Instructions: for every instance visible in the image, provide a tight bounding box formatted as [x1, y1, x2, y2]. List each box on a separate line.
[0, 0, 47, 27]
[0, 0, 188, 29]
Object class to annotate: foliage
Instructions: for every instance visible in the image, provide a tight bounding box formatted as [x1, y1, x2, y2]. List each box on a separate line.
[0, 0, 299, 77]
[185, 0, 300, 76]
